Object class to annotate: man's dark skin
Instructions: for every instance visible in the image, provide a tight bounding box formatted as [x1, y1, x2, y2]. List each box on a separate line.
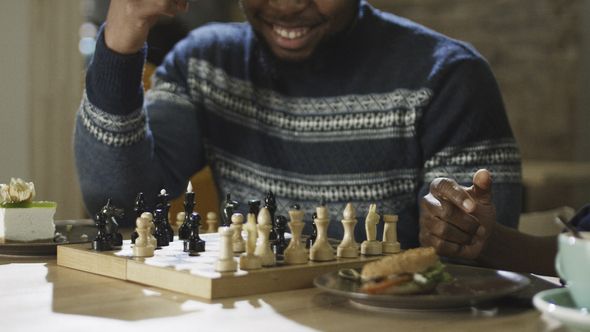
[420, 169, 558, 276]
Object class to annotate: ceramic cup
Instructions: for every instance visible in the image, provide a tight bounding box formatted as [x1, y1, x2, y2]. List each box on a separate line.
[555, 232, 590, 309]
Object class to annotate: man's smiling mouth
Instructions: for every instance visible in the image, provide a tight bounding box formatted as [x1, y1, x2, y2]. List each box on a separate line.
[272, 25, 311, 40]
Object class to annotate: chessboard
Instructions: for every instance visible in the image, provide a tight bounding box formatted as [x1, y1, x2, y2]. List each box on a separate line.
[57, 233, 384, 300]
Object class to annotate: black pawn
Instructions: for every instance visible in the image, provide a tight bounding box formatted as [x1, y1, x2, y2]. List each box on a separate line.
[306, 212, 318, 249]
[92, 211, 113, 251]
[184, 212, 205, 253]
[153, 209, 169, 248]
[156, 190, 174, 242]
[264, 191, 277, 241]
[131, 192, 148, 244]
[272, 215, 288, 255]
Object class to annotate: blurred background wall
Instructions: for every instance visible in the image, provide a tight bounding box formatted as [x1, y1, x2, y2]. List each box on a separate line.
[1, 0, 589, 221]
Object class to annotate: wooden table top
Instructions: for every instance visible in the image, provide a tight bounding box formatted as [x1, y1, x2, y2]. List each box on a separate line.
[0, 253, 569, 332]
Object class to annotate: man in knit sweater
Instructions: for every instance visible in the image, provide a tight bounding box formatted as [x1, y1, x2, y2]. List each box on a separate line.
[75, 0, 522, 256]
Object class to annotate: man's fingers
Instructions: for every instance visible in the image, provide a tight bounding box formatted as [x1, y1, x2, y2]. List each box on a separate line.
[419, 230, 463, 255]
[430, 178, 476, 213]
[421, 194, 482, 237]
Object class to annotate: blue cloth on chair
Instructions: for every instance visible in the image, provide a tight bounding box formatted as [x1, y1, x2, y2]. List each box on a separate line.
[570, 204, 590, 231]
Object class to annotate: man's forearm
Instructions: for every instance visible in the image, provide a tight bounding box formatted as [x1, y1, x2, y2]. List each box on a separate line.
[477, 223, 558, 276]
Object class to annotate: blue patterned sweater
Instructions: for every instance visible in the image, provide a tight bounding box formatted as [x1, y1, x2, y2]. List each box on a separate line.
[75, 2, 522, 248]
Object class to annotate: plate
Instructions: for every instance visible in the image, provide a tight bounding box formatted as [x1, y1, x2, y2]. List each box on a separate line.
[0, 219, 96, 256]
[533, 288, 590, 331]
[313, 264, 530, 310]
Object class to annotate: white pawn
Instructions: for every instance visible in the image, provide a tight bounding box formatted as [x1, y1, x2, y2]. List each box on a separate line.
[231, 213, 246, 253]
[176, 211, 185, 227]
[255, 207, 275, 267]
[310, 199, 334, 261]
[215, 226, 238, 272]
[337, 203, 358, 258]
[361, 204, 382, 255]
[206, 211, 218, 233]
[382, 214, 401, 253]
[284, 205, 308, 264]
[239, 213, 262, 270]
[133, 212, 155, 257]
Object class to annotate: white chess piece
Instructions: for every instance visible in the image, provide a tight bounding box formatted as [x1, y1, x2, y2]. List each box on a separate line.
[337, 203, 358, 258]
[144, 212, 157, 248]
[239, 213, 262, 270]
[254, 207, 276, 267]
[309, 201, 335, 261]
[206, 211, 218, 233]
[284, 205, 308, 264]
[231, 213, 246, 253]
[176, 211, 186, 227]
[133, 212, 155, 257]
[382, 214, 401, 253]
[361, 204, 382, 255]
[215, 226, 238, 272]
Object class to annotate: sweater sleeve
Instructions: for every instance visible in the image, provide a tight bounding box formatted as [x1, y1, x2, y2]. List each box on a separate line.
[416, 55, 523, 229]
[74, 26, 206, 226]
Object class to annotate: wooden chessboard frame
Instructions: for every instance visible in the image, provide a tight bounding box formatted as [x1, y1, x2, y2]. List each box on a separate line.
[57, 233, 384, 300]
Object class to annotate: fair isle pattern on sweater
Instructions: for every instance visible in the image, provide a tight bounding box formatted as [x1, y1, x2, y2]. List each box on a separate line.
[79, 92, 147, 147]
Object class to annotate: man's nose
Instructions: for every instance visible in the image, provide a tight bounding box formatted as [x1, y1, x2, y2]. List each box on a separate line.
[267, 0, 311, 15]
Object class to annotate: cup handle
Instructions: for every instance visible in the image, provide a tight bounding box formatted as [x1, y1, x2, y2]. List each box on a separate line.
[555, 252, 567, 280]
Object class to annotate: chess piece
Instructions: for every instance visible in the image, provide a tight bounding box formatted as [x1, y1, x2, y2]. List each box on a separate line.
[255, 207, 276, 266]
[239, 213, 262, 270]
[184, 212, 205, 253]
[382, 214, 401, 254]
[309, 197, 334, 261]
[306, 214, 317, 249]
[215, 226, 238, 272]
[337, 203, 359, 258]
[101, 198, 124, 246]
[157, 189, 174, 242]
[92, 211, 113, 251]
[131, 192, 148, 244]
[133, 212, 155, 257]
[206, 212, 218, 233]
[231, 213, 246, 253]
[248, 199, 260, 218]
[271, 215, 288, 255]
[264, 191, 278, 241]
[220, 193, 239, 227]
[284, 204, 308, 264]
[179, 182, 195, 239]
[152, 209, 169, 248]
[361, 204, 382, 255]
[176, 212, 185, 227]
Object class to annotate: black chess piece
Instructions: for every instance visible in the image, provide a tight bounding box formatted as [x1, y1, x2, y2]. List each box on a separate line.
[178, 190, 195, 240]
[131, 192, 148, 244]
[101, 198, 124, 247]
[271, 215, 288, 255]
[184, 212, 205, 253]
[264, 191, 277, 241]
[306, 212, 318, 249]
[156, 189, 174, 242]
[92, 211, 113, 251]
[248, 199, 261, 218]
[220, 193, 239, 227]
[153, 209, 169, 248]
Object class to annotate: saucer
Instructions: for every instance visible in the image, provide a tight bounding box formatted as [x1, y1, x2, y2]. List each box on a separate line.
[533, 288, 590, 331]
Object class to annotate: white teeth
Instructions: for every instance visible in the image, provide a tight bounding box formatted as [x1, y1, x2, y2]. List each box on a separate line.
[273, 26, 310, 39]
